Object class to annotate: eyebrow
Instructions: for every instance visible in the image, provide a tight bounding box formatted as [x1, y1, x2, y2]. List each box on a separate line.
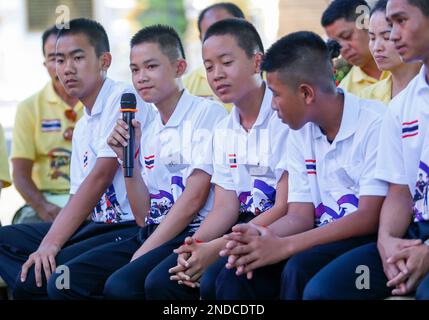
[338, 30, 352, 38]
[55, 48, 85, 57]
[388, 11, 407, 20]
[142, 58, 158, 64]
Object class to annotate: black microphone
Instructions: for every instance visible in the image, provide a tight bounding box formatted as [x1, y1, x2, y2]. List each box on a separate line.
[120, 93, 137, 178]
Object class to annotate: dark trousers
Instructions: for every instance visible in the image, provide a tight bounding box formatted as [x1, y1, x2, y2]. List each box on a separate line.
[303, 221, 429, 300]
[144, 254, 227, 300]
[47, 225, 192, 300]
[0, 220, 139, 299]
[215, 235, 376, 300]
[303, 242, 429, 300]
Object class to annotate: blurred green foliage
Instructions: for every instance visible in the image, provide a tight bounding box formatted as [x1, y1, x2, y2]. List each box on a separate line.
[135, 0, 187, 38]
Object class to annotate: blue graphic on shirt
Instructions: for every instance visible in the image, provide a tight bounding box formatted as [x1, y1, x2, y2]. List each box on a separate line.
[315, 194, 359, 226]
[93, 184, 124, 223]
[239, 179, 276, 216]
[413, 161, 429, 222]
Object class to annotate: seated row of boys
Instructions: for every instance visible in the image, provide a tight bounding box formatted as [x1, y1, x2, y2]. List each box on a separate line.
[0, 0, 428, 300]
[2, 0, 397, 225]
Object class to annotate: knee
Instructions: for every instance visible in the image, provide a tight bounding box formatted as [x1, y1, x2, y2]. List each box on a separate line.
[46, 272, 72, 300]
[12, 275, 41, 300]
[0, 225, 16, 244]
[103, 272, 137, 300]
[144, 269, 171, 300]
[302, 279, 327, 300]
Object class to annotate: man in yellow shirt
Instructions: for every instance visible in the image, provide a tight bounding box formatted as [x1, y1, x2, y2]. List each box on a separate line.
[322, 0, 390, 95]
[183, 2, 245, 112]
[11, 25, 83, 224]
[0, 123, 11, 195]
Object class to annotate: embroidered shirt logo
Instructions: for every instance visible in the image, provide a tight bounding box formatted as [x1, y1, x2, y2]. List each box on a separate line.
[402, 120, 419, 139]
[305, 159, 317, 175]
[144, 155, 155, 169]
[41, 119, 61, 132]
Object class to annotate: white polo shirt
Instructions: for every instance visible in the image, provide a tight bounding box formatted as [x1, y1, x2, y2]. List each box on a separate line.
[211, 85, 289, 218]
[376, 66, 429, 222]
[70, 78, 156, 223]
[288, 91, 388, 227]
[140, 90, 227, 231]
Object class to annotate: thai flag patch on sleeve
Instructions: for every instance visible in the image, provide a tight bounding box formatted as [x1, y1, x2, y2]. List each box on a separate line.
[41, 119, 62, 132]
[229, 154, 237, 168]
[305, 159, 317, 175]
[402, 120, 419, 139]
[144, 155, 155, 169]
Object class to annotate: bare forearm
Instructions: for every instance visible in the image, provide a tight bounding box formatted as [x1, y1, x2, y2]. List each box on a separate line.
[42, 165, 116, 248]
[124, 166, 150, 226]
[378, 187, 413, 241]
[269, 211, 314, 238]
[193, 208, 239, 242]
[13, 173, 48, 210]
[252, 204, 287, 227]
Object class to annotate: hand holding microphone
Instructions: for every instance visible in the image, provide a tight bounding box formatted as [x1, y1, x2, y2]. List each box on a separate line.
[107, 93, 140, 177]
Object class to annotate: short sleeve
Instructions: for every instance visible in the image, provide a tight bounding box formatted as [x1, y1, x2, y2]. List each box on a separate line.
[69, 124, 82, 194]
[188, 101, 227, 176]
[374, 108, 408, 185]
[11, 100, 36, 160]
[358, 120, 389, 196]
[286, 131, 313, 203]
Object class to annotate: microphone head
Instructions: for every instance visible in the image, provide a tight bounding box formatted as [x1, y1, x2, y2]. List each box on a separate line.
[120, 93, 137, 110]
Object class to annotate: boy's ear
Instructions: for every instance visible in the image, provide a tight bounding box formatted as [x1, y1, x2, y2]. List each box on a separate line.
[176, 58, 187, 78]
[299, 84, 315, 105]
[100, 52, 112, 71]
[254, 52, 264, 74]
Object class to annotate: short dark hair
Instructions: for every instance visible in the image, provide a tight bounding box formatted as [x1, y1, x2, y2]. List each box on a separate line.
[130, 24, 185, 61]
[407, 0, 429, 17]
[321, 0, 370, 27]
[57, 18, 110, 56]
[262, 31, 335, 92]
[371, 0, 388, 16]
[197, 2, 245, 34]
[42, 25, 59, 56]
[203, 18, 264, 58]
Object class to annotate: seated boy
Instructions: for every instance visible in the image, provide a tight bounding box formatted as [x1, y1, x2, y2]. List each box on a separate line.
[46, 25, 227, 300]
[217, 31, 388, 300]
[0, 18, 155, 299]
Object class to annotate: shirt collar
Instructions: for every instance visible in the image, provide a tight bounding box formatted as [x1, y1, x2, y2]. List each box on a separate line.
[84, 78, 112, 117]
[231, 82, 273, 130]
[312, 89, 359, 144]
[154, 89, 192, 132]
[416, 65, 429, 95]
[350, 66, 389, 84]
[45, 80, 84, 113]
[45, 81, 60, 104]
